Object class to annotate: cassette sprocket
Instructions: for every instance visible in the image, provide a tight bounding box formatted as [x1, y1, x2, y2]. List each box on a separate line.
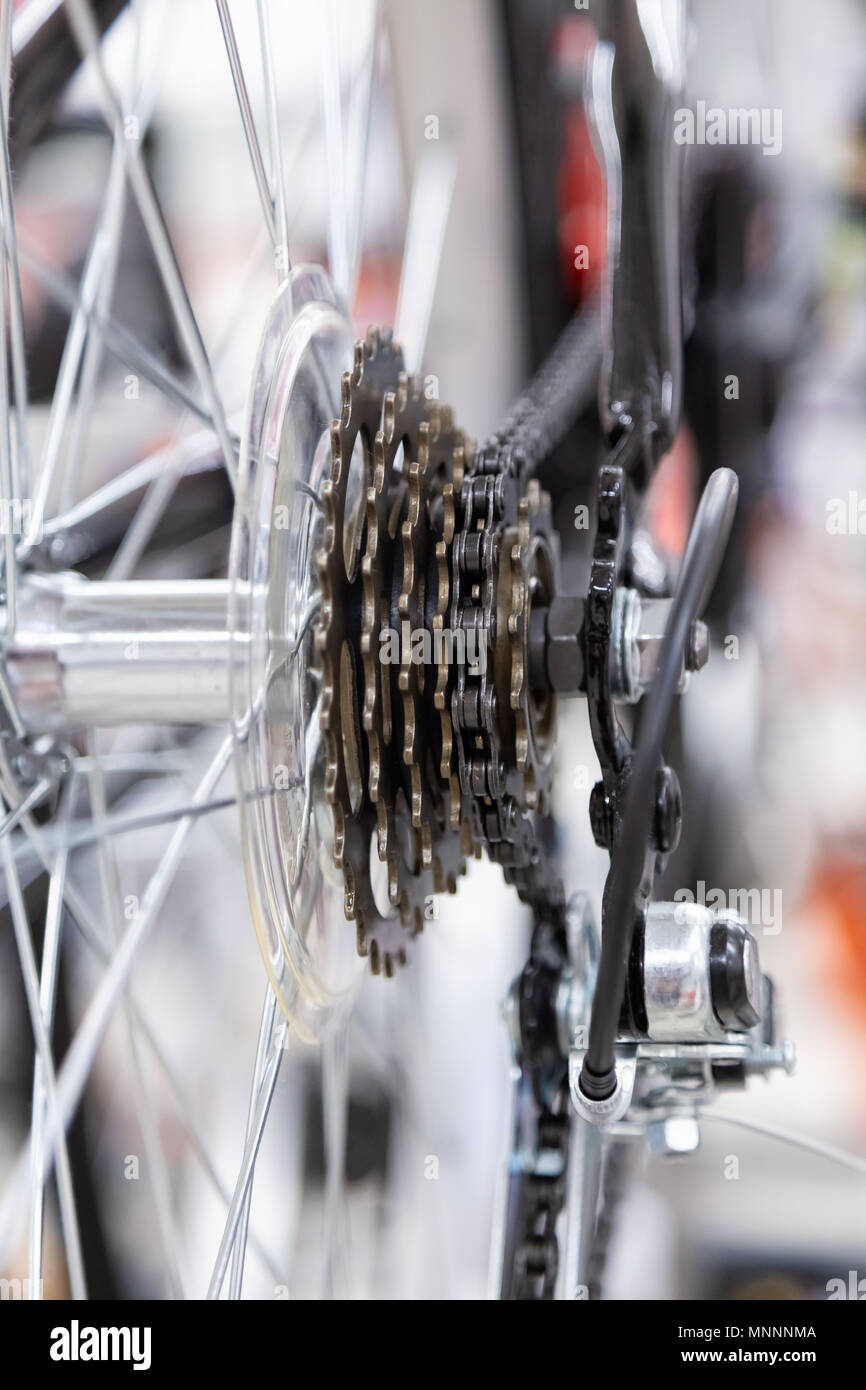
[317, 330, 473, 974]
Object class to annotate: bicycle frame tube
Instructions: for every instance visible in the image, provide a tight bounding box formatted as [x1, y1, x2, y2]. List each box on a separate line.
[590, 0, 686, 461]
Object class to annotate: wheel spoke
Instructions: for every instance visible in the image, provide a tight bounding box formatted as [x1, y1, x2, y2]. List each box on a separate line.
[0, 301, 18, 634]
[0, 659, 27, 740]
[63, 0, 238, 488]
[0, 733, 234, 1269]
[1, 824, 86, 1297]
[256, 0, 290, 280]
[704, 1110, 866, 1176]
[0, 15, 30, 505]
[5, 784, 284, 866]
[39, 427, 227, 548]
[58, 155, 127, 515]
[21, 149, 128, 554]
[228, 984, 278, 1299]
[13, 801, 286, 1290]
[105, 227, 268, 580]
[0, 92, 22, 630]
[0, 0, 11, 119]
[60, 1, 155, 515]
[0, 778, 57, 841]
[215, 0, 278, 249]
[71, 749, 195, 778]
[33, 219, 264, 568]
[85, 730, 186, 1298]
[207, 998, 287, 1299]
[27, 786, 71, 1297]
[105, 459, 193, 582]
[18, 246, 216, 431]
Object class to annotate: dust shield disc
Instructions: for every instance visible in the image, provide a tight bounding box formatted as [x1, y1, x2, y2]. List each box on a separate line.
[229, 266, 363, 1040]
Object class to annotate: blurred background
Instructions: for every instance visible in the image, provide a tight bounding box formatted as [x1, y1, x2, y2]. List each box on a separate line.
[2, 0, 866, 1299]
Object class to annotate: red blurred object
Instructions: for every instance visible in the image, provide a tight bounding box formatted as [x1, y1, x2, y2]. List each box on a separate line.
[645, 424, 698, 562]
[808, 854, 866, 1039]
[552, 18, 606, 305]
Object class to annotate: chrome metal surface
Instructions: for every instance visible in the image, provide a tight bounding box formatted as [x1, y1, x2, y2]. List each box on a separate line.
[5, 574, 231, 732]
[643, 900, 728, 1043]
[610, 588, 707, 704]
[555, 1116, 602, 1298]
[569, 1048, 637, 1127]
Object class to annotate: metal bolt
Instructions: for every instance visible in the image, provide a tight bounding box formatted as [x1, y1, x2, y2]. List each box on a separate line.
[652, 765, 682, 855]
[646, 1115, 701, 1156]
[544, 596, 585, 694]
[611, 590, 710, 701]
[686, 619, 709, 673]
[589, 780, 613, 850]
[746, 1040, 796, 1076]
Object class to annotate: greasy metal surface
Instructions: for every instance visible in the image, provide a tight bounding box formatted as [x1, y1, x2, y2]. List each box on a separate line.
[317, 329, 472, 975]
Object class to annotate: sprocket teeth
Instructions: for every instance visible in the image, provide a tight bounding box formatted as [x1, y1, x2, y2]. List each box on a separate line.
[396, 405, 466, 869]
[506, 480, 556, 808]
[329, 799, 345, 859]
[385, 838, 401, 906]
[452, 439, 472, 492]
[342, 849, 358, 918]
[419, 807, 432, 864]
[317, 329, 469, 974]
[432, 856, 464, 895]
[318, 327, 416, 972]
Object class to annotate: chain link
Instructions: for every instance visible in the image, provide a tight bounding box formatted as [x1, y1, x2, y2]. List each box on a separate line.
[450, 299, 601, 914]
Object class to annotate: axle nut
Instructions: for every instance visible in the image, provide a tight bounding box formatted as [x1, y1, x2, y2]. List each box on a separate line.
[544, 596, 585, 694]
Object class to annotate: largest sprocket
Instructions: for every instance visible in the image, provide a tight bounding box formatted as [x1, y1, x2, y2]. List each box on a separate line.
[316, 329, 473, 975]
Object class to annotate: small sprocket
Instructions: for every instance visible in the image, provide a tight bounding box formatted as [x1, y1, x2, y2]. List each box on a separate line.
[317, 330, 472, 974]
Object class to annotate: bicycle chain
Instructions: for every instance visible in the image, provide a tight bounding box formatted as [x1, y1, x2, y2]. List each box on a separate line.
[510, 1112, 630, 1300]
[510, 1101, 570, 1299]
[503, 900, 571, 1299]
[449, 297, 600, 915]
